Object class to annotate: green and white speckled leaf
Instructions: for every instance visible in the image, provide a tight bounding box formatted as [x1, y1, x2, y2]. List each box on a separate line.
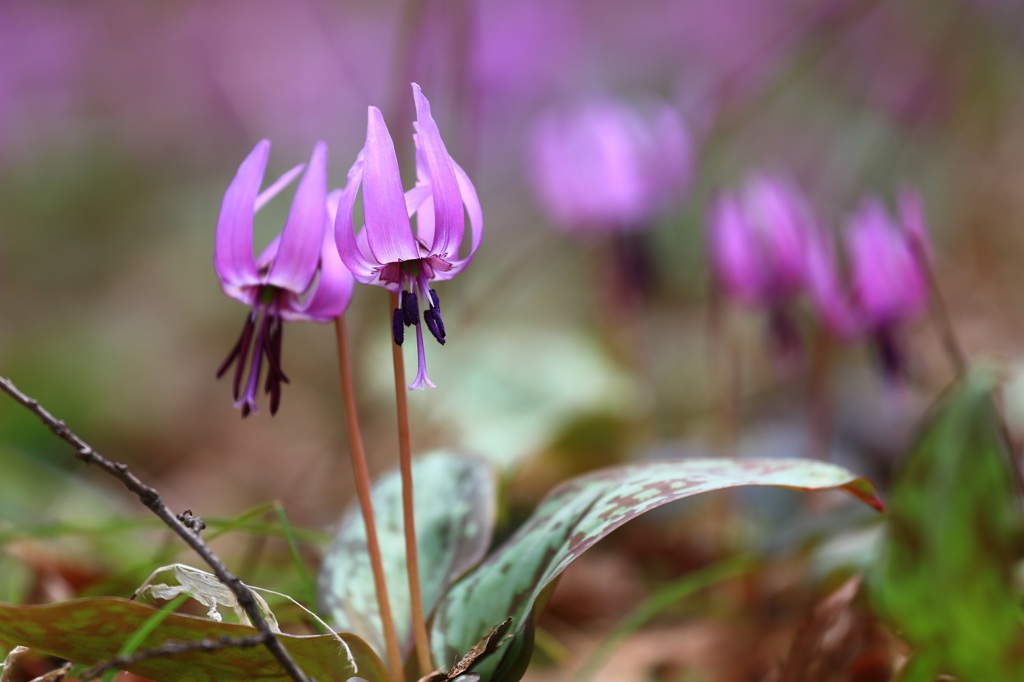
[431, 458, 883, 681]
[0, 598, 387, 681]
[318, 451, 496, 661]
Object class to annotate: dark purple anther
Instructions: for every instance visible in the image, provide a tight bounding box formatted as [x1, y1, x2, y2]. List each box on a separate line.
[216, 312, 257, 401]
[392, 308, 405, 346]
[424, 308, 446, 345]
[429, 289, 440, 312]
[401, 290, 420, 326]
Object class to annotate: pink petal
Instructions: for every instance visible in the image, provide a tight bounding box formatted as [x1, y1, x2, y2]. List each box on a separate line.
[286, 205, 354, 322]
[433, 158, 483, 279]
[266, 141, 329, 293]
[334, 157, 380, 282]
[214, 140, 268, 296]
[255, 163, 306, 213]
[412, 83, 465, 257]
[362, 106, 420, 264]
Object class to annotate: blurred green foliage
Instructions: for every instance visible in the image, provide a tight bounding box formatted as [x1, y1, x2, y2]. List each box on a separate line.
[876, 369, 1024, 680]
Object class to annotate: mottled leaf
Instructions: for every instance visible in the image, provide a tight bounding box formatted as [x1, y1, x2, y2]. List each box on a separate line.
[876, 369, 1024, 680]
[318, 451, 495, 659]
[0, 598, 387, 681]
[432, 458, 883, 681]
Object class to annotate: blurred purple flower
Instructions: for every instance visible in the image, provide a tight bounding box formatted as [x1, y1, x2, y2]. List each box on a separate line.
[215, 140, 353, 416]
[709, 173, 816, 307]
[844, 191, 930, 378]
[804, 187, 931, 380]
[335, 83, 482, 390]
[531, 97, 690, 233]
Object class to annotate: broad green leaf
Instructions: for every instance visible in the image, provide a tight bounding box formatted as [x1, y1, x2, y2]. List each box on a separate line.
[431, 458, 882, 681]
[876, 370, 1024, 680]
[0, 597, 387, 682]
[319, 451, 496, 659]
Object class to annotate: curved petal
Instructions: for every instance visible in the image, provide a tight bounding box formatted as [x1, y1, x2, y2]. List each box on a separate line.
[286, 210, 355, 322]
[214, 140, 268, 293]
[847, 200, 927, 326]
[363, 106, 419, 264]
[266, 141, 328, 293]
[435, 158, 483, 278]
[411, 83, 464, 257]
[255, 163, 306, 213]
[334, 157, 380, 282]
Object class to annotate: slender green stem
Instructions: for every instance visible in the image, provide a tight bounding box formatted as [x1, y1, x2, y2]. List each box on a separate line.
[334, 316, 403, 681]
[389, 291, 433, 676]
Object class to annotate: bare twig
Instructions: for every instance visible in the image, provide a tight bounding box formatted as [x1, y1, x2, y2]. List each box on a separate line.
[80, 634, 266, 680]
[80, 630, 264, 675]
[0, 375, 309, 682]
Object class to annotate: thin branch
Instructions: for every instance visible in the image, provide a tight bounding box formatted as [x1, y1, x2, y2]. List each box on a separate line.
[80, 634, 266, 680]
[0, 375, 310, 682]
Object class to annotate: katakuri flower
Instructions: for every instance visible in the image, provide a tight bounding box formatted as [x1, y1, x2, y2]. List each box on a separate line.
[843, 191, 930, 378]
[708, 173, 817, 353]
[335, 83, 482, 390]
[215, 140, 353, 416]
[531, 97, 690, 234]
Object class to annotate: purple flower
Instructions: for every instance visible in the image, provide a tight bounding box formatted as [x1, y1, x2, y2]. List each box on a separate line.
[844, 193, 930, 377]
[804, 188, 931, 380]
[335, 83, 482, 390]
[709, 173, 816, 307]
[531, 97, 690, 233]
[847, 196, 929, 329]
[215, 140, 353, 416]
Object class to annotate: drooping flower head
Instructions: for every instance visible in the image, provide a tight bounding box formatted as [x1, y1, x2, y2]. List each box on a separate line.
[843, 191, 930, 378]
[215, 140, 353, 415]
[708, 172, 818, 354]
[709, 173, 816, 306]
[802, 187, 931, 381]
[530, 97, 691, 234]
[335, 83, 482, 390]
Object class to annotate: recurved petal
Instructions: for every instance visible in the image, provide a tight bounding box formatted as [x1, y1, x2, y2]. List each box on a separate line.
[215, 140, 268, 292]
[334, 157, 380, 282]
[432, 158, 483, 279]
[255, 163, 306, 213]
[286, 205, 354, 322]
[363, 106, 420, 264]
[412, 83, 465, 256]
[266, 141, 329, 293]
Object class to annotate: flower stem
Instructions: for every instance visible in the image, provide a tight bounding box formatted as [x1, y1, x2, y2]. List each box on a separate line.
[333, 316, 403, 681]
[389, 291, 433, 676]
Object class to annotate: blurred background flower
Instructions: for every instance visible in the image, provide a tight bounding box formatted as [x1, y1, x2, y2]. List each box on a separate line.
[530, 97, 690, 235]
